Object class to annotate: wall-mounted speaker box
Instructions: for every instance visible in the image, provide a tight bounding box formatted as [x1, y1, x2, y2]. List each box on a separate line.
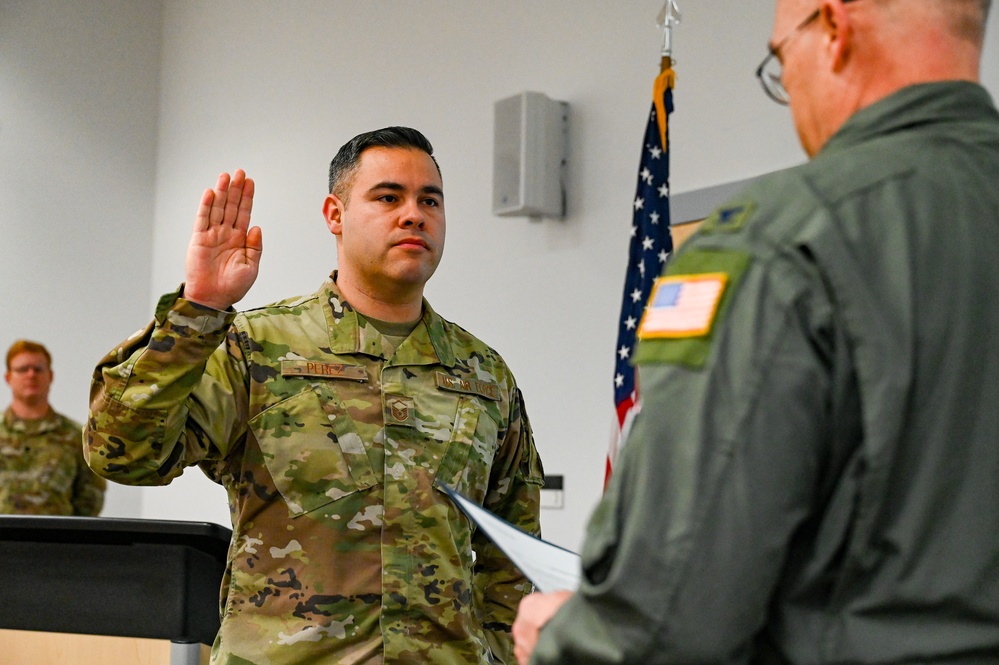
[493, 91, 569, 219]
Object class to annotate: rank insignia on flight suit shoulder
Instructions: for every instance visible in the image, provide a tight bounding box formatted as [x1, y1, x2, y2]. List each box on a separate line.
[698, 200, 755, 234]
[634, 248, 750, 369]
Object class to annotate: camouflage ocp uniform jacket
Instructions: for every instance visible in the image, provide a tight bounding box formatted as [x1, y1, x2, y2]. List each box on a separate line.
[1, 407, 105, 516]
[85, 273, 544, 665]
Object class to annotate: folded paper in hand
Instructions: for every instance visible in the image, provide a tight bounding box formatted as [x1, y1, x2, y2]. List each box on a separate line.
[443, 485, 581, 592]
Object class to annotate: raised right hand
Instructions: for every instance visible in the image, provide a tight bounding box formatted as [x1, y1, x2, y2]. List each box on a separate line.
[183, 169, 263, 310]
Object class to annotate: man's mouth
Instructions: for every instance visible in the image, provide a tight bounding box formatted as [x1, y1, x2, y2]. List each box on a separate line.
[396, 237, 430, 250]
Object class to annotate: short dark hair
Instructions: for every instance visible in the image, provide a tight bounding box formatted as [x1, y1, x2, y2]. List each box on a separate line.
[327, 126, 441, 199]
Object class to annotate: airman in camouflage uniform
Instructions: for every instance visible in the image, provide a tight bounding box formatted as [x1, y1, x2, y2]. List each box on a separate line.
[85, 127, 543, 664]
[2, 339, 105, 516]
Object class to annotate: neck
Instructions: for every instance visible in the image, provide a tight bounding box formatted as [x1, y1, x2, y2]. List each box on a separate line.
[334, 271, 424, 323]
[852, 2, 982, 109]
[9, 399, 50, 420]
[855, 52, 980, 111]
[813, 24, 981, 156]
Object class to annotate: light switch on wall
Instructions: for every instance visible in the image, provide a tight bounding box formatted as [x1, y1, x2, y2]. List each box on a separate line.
[541, 474, 564, 510]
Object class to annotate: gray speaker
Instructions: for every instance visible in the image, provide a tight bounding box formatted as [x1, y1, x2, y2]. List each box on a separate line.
[492, 91, 569, 219]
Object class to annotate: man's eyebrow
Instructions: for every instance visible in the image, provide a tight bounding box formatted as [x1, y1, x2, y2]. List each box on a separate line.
[368, 181, 405, 193]
[367, 182, 443, 198]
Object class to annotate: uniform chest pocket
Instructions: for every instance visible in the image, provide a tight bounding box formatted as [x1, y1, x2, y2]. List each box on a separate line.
[249, 385, 376, 517]
[432, 395, 500, 504]
[1, 439, 76, 493]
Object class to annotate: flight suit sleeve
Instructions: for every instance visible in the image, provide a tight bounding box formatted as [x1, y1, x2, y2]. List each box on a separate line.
[531, 240, 837, 663]
[476, 384, 545, 663]
[84, 287, 250, 486]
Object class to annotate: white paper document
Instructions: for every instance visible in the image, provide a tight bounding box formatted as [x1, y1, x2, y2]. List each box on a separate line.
[444, 485, 581, 592]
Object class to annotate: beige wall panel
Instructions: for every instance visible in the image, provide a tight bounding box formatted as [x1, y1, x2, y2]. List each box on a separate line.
[670, 220, 704, 249]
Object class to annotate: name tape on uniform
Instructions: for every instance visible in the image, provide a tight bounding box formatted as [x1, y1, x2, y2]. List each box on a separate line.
[280, 360, 368, 381]
[638, 273, 729, 339]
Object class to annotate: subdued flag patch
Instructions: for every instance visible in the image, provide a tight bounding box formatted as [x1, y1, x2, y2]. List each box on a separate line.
[638, 273, 728, 338]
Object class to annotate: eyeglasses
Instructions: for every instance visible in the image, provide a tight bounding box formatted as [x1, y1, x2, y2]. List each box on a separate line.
[9, 365, 49, 375]
[755, 0, 857, 104]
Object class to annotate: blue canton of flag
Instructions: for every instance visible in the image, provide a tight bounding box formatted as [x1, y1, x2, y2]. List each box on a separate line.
[607, 65, 675, 486]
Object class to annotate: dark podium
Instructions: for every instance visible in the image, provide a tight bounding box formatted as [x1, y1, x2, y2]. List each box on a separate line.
[0, 515, 231, 662]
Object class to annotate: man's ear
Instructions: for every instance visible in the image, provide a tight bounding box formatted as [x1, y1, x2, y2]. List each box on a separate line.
[323, 194, 345, 236]
[820, 0, 853, 71]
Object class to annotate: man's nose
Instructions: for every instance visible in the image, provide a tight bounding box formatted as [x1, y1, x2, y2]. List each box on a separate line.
[400, 199, 426, 228]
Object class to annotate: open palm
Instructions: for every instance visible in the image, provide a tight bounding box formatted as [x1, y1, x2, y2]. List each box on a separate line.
[184, 169, 263, 310]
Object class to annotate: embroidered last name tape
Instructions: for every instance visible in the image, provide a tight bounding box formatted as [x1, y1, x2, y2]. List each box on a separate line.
[435, 372, 501, 401]
[280, 360, 368, 381]
[638, 272, 729, 339]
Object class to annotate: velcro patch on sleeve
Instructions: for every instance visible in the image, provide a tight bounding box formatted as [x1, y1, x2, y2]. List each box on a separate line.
[633, 248, 750, 368]
[638, 273, 728, 339]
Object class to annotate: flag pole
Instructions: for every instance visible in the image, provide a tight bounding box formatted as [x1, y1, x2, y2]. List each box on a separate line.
[605, 3, 681, 488]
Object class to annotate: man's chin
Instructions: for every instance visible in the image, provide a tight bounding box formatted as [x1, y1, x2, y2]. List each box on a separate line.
[392, 263, 439, 287]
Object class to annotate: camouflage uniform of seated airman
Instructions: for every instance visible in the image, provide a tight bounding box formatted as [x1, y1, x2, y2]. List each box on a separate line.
[85, 273, 544, 665]
[1, 407, 105, 516]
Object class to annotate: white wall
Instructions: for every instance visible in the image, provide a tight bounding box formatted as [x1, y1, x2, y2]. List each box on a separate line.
[4, 1, 999, 550]
[0, 0, 162, 518]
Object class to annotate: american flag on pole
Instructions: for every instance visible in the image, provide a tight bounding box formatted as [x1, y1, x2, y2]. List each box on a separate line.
[606, 62, 676, 487]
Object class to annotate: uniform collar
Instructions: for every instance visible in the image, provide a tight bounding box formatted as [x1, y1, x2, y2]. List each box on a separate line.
[820, 81, 997, 157]
[319, 272, 455, 367]
[3, 407, 59, 434]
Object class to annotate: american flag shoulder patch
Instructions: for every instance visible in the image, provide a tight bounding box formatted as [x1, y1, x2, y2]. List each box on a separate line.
[637, 272, 729, 339]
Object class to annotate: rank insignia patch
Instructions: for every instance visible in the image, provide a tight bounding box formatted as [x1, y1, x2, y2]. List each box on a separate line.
[700, 201, 755, 234]
[638, 273, 728, 339]
[386, 395, 414, 427]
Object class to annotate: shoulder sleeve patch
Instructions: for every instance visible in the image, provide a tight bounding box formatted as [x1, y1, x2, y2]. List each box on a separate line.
[637, 273, 728, 339]
[634, 248, 750, 368]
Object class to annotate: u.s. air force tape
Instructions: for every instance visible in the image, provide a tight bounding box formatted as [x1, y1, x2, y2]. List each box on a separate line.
[435, 372, 501, 401]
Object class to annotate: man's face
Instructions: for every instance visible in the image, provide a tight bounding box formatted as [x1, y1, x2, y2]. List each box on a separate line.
[325, 146, 445, 298]
[5, 351, 53, 406]
[772, 0, 827, 156]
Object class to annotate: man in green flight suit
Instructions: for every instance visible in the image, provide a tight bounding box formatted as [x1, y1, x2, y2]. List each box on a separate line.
[86, 127, 544, 664]
[2, 339, 105, 515]
[514, 0, 999, 663]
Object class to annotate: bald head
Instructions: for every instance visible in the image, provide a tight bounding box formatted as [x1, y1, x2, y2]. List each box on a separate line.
[772, 0, 989, 156]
